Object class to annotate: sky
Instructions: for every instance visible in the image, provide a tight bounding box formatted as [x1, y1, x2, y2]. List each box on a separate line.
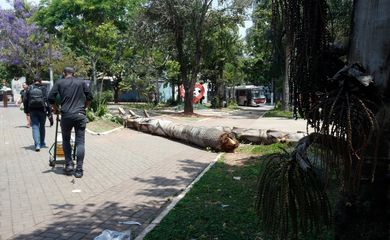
[0, 0, 12, 9]
[0, 0, 253, 38]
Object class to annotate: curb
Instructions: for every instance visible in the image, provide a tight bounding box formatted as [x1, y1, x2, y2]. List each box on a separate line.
[134, 153, 224, 240]
[86, 126, 124, 135]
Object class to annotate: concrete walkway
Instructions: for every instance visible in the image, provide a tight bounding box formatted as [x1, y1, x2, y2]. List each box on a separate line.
[0, 105, 217, 240]
[154, 107, 309, 133]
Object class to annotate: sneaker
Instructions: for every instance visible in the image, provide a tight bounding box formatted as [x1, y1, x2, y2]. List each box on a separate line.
[74, 168, 83, 178]
[64, 165, 74, 175]
[35, 148, 40, 152]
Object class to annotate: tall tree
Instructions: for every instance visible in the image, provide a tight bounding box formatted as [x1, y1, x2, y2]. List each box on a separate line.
[35, 0, 140, 89]
[144, 0, 213, 113]
[202, 9, 244, 108]
[0, 0, 54, 79]
[256, 0, 389, 239]
[144, 0, 250, 113]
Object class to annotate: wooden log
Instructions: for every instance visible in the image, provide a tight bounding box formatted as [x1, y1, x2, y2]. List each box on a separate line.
[119, 107, 306, 150]
[120, 110, 239, 152]
[231, 127, 306, 144]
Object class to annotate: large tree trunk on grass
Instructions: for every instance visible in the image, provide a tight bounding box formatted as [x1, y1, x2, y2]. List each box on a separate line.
[334, 1, 390, 239]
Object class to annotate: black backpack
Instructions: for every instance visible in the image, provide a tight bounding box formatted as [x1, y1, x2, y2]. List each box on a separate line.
[29, 85, 45, 109]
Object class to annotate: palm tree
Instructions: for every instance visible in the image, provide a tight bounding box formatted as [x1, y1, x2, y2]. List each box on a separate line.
[256, 1, 389, 239]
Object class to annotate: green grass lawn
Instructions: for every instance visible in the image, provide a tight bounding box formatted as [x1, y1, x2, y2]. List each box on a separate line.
[145, 143, 335, 240]
[263, 109, 294, 118]
[145, 144, 287, 240]
[86, 118, 122, 133]
[235, 143, 287, 155]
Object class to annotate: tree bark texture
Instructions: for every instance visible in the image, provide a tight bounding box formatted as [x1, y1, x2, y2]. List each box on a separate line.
[335, 1, 390, 239]
[282, 45, 290, 111]
[91, 59, 97, 92]
[349, 0, 390, 96]
[119, 107, 239, 152]
[118, 108, 306, 152]
[184, 81, 195, 113]
[220, 127, 306, 145]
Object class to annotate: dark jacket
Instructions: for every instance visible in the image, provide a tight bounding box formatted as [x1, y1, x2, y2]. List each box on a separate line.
[48, 77, 93, 117]
[24, 83, 50, 114]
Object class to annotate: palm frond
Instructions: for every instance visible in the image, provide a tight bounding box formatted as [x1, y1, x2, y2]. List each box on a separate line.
[256, 150, 332, 239]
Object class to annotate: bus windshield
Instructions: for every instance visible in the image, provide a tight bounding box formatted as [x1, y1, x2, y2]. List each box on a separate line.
[251, 89, 264, 98]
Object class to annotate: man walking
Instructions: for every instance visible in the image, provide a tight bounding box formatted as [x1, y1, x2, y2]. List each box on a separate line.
[1, 80, 10, 107]
[24, 76, 50, 151]
[18, 82, 31, 128]
[48, 67, 93, 178]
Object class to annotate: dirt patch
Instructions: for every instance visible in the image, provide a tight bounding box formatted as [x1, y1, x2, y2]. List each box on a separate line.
[223, 152, 261, 166]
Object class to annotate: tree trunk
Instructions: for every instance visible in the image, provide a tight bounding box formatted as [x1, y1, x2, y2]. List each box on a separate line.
[282, 45, 290, 111]
[171, 82, 175, 103]
[184, 80, 195, 113]
[349, 0, 390, 94]
[114, 88, 119, 103]
[91, 59, 97, 92]
[334, 1, 390, 239]
[113, 76, 120, 104]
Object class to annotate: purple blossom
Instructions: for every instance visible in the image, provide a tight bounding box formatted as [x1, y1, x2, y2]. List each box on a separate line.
[0, 0, 53, 75]
[13, 0, 25, 13]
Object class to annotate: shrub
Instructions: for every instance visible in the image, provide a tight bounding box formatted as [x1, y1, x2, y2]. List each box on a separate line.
[227, 99, 239, 109]
[86, 109, 96, 122]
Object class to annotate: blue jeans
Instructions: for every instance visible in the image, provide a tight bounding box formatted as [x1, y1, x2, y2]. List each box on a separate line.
[61, 114, 86, 169]
[30, 110, 47, 149]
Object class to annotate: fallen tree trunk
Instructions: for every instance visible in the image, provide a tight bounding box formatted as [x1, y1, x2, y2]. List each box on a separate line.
[119, 107, 239, 152]
[217, 127, 306, 145]
[119, 107, 306, 151]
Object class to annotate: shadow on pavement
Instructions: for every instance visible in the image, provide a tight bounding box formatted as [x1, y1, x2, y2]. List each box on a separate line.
[10, 158, 211, 239]
[11, 201, 158, 240]
[132, 159, 208, 199]
[41, 166, 70, 176]
[14, 125, 30, 128]
[21, 145, 37, 151]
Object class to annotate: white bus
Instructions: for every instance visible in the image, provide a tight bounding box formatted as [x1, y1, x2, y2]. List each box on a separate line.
[227, 85, 267, 107]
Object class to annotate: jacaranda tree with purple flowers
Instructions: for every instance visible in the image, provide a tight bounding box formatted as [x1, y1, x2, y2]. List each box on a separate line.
[0, 0, 55, 79]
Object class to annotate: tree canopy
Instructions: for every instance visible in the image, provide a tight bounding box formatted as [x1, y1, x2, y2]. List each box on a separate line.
[0, 0, 55, 79]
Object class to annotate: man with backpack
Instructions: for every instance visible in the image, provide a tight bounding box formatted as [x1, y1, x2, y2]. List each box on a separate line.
[48, 67, 93, 178]
[24, 76, 50, 152]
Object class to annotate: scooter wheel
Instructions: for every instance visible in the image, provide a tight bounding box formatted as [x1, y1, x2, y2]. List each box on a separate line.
[49, 158, 55, 167]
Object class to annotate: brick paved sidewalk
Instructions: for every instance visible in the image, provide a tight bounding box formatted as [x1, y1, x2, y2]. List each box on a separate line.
[0, 106, 217, 239]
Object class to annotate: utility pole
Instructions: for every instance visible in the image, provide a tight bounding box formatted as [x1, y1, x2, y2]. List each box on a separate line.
[49, 34, 54, 88]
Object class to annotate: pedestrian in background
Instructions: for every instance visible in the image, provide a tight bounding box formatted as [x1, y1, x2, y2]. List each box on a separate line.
[18, 82, 31, 128]
[1, 79, 10, 107]
[24, 76, 50, 151]
[48, 67, 93, 178]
